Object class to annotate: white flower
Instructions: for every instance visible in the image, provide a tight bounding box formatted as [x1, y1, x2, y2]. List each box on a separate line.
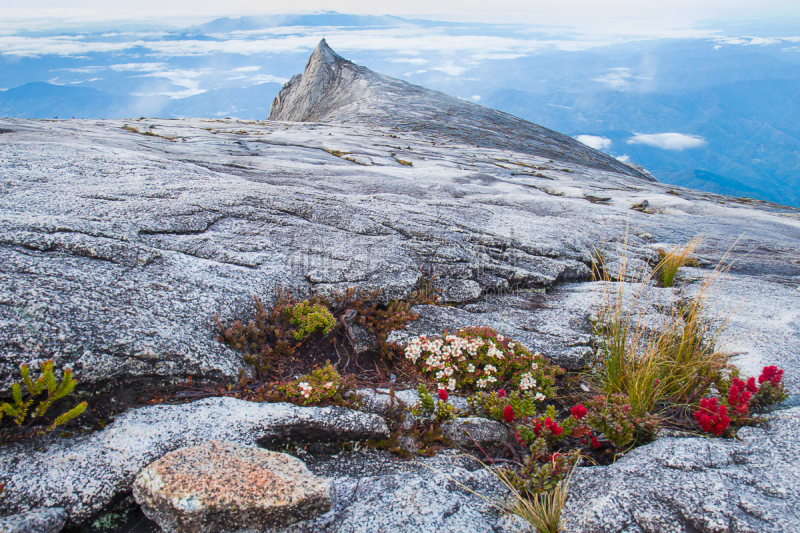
[476, 378, 488, 388]
[487, 376, 497, 383]
[519, 373, 537, 391]
[467, 364, 475, 373]
[535, 392, 546, 401]
[324, 381, 334, 389]
[438, 383, 446, 390]
[298, 382, 312, 398]
[484, 364, 497, 373]
[448, 378, 457, 390]
[531, 362, 539, 370]
[444, 366, 454, 377]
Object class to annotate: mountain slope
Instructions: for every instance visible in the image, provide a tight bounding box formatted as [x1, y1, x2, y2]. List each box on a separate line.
[269, 39, 653, 181]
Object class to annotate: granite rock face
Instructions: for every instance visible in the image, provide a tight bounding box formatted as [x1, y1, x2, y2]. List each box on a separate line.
[284, 453, 533, 533]
[0, 398, 387, 524]
[134, 441, 332, 533]
[0, 507, 67, 533]
[562, 406, 800, 533]
[1, 42, 799, 392]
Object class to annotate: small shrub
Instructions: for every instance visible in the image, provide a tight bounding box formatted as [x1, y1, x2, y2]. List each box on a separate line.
[411, 384, 457, 422]
[468, 389, 541, 422]
[404, 327, 563, 394]
[0, 360, 88, 441]
[504, 450, 580, 495]
[286, 301, 335, 341]
[694, 365, 788, 436]
[273, 362, 353, 406]
[585, 394, 659, 448]
[754, 365, 789, 407]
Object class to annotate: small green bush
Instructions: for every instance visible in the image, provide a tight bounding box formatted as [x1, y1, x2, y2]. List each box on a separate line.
[585, 394, 659, 448]
[274, 362, 351, 406]
[0, 360, 87, 441]
[286, 301, 336, 340]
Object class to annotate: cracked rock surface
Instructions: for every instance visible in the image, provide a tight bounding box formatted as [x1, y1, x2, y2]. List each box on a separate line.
[562, 406, 800, 533]
[1, 44, 799, 390]
[0, 398, 387, 524]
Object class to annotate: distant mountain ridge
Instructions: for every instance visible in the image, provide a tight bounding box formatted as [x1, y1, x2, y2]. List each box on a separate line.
[270, 39, 653, 181]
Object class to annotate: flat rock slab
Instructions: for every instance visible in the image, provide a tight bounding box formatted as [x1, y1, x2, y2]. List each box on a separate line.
[281, 463, 532, 533]
[134, 441, 331, 533]
[563, 406, 800, 533]
[0, 397, 387, 525]
[0, 507, 67, 533]
[441, 416, 510, 448]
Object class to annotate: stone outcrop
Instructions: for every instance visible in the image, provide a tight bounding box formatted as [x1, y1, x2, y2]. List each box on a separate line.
[1, 40, 800, 533]
[1, 43, 798, 391]
[563, 406, 800, 533]
[134, 441, 332, 533]
[0, 398, 387, 524]
[0, 508, 67, 533]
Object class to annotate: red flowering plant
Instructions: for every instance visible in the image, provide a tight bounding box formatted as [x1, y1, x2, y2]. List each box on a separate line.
[515, 404, 592, 456]
[753, 365, 789, 408]
[585, 394, 660, 448]
[694, 365, 788, 436]
[693, 397, 730, 436]
[468, 388, 541, 422]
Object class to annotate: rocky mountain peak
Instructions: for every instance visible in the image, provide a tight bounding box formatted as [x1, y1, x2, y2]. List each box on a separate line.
[269, 41, 654, 180]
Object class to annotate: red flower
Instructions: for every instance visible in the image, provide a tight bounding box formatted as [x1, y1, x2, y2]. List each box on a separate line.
[590, 436, 601, 449]
[693, 397, 731, 436]
[727, 378, 752, 416]
[533, 422, 542, 435]
[497, 389, 507, 398]
[437, 389, 449, 401]
[542, 416, 564, 436]
[571, 404, 587, 420]
[503, 405, 515, 423]
[759, 366, 784, 387]
[746, 377, 758, 394]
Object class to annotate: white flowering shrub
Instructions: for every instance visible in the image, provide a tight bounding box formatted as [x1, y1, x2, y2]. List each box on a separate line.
[404, 326, 562, 395]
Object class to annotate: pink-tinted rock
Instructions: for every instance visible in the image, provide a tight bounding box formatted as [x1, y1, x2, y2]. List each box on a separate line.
[133, 440, 331, 533]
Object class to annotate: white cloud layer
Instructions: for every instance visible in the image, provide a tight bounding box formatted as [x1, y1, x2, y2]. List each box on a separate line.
[592, 67, 651, 90]
[627, 133, 707, 150]
[576, 135, 612, 150]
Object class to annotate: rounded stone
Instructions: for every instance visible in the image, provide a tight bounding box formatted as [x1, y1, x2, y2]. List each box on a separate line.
[133, 440, 332, 533]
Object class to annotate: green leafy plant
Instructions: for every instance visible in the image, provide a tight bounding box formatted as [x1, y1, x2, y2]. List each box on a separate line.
[286, 301, 336, 341]
[0, 360, 88, 441]
[411, 384, 457, 422]
[504, 450, 580, 495]
[585, 394, 659, 448]
[468, 389, 541, 421]
[272, 362, 353, 406]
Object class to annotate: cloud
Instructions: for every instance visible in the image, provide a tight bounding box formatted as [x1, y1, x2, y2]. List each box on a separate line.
[231, 66, 261, 72]
[576, 135, 612, 150]
[109, 62, 168, 72]
[627, 133, 707, 150]
[615, 154, 631, 163]
[592, 67, 650, 90]
[387, 57, 428, 64]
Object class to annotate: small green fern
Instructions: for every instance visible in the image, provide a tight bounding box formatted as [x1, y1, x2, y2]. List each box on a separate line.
[0, 360, 88, 440]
